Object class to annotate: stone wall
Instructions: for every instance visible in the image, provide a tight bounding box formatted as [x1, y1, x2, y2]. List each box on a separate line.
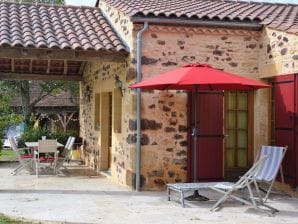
[130, 25, 270, 189]
[80, 57, 138, 186]
[260, 28, 298, 77]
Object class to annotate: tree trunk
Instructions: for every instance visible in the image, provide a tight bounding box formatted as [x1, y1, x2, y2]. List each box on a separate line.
[18, 81, 33, 128]
[57, 112, 74, 132]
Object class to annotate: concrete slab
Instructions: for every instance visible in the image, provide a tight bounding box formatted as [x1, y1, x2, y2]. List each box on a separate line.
[0, 162, 298, 224]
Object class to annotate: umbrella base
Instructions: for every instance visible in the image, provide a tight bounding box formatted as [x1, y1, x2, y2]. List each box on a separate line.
[185, 190, 209, 201]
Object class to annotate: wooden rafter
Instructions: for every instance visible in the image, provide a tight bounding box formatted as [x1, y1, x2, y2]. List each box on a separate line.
[0, 72, 83, 81]
[63, 60, 68, 75]
[46, 60, 51, 74]
[11, 58, 15, 72]
[78, 62, 87, 75]
[29, 59, 32, 73]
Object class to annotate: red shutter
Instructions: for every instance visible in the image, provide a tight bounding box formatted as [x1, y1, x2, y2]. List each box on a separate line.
[188, 91, 224, 181]
[274, 74, 297, 187]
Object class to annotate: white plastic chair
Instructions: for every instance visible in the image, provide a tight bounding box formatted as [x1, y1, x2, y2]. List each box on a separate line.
[57, 136, 75, 170]
[9, 137, 33, 175]
[35, 139, 58, 177]
[210, 155, 279, 215]
[255, 145, 287, 201]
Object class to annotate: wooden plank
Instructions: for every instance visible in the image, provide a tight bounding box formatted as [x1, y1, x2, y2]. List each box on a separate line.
[46, 60, 51, 74]
[78, 62, 87, 75]
[0, 47, 127, 62]
[57, 112, 75, 132]
[11, 59, 15, 72]
[0, 72, 83, 81]
[64, 60, 68, 75]
[29, 59, 32, 73]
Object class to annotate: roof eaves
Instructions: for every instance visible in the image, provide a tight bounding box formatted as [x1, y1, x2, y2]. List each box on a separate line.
[99, 9, 131, 52]
[131, 16, 263, 31]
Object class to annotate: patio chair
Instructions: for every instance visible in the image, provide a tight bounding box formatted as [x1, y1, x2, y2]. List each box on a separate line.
[9, 137, 34, 175]
[35, 139, 58, 177]
[210, 155, 279, 215]
[56, 136, 75, 170]
[255, 145, 288, 202]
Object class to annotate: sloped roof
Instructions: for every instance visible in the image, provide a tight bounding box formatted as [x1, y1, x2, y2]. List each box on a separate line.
[101, 0, 298, 34]
[0, 2, 126, 51]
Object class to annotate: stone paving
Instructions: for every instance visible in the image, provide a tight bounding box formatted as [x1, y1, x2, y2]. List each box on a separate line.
[0, 162, 298, 224]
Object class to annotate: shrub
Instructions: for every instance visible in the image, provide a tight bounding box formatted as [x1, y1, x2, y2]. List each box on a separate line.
[50, 130, 77, 145]
[18, 128, 77, 147]
[18, 128, 51, 147]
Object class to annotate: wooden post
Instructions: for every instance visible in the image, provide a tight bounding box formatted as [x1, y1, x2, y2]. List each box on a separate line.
[57, 112, 75, 132]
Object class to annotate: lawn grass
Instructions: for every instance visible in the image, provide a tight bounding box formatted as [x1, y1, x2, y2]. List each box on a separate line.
[0, 149, 16, 161]
[0, 214, 33, 224]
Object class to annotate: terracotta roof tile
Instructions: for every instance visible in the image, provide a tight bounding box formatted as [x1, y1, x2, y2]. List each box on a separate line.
[0, 2, 127, 52]
[102, 0, 298, 34]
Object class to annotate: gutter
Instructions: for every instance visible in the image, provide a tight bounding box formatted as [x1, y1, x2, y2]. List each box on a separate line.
[131, 17, 262, 30]
[136, 22, 148, 192]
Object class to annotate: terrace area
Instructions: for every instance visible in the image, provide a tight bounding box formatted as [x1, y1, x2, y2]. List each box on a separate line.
[0, 162, 298, 224]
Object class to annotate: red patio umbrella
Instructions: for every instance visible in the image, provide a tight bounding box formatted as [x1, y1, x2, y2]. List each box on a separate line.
[131, 64, 270, 90]
[131, 64, 271, 200]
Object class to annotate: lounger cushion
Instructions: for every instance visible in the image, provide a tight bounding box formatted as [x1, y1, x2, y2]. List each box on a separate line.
[21, 155, 33, 159]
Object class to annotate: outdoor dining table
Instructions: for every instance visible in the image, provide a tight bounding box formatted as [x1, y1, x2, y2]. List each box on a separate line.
[25, 141, 64, 148]
[25, 141, 64, 175]
[25, 141, 64, 156]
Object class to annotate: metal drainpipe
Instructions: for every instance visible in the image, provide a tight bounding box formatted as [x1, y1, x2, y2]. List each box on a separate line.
[136, 22, 148, 192]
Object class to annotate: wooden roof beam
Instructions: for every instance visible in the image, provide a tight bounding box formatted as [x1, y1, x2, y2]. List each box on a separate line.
[0, 72, 83, 81]
[0, 47, 127, 62]
[78, 62, 86, 75]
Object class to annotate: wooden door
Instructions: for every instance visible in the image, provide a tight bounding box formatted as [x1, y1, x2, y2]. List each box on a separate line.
[188, 91, 224, 182]
[108, 92, 112, 169]
[274, 74, 297, 186]
[224, 91, 252, 180]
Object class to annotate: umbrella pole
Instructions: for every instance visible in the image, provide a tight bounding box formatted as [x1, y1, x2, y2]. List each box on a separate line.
[185, 85, 209, 201]
[194, 85, 198, 183]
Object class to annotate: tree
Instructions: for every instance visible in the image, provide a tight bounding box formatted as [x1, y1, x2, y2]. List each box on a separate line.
[0, 82, 22, 151]
[3, 80, 79, 128]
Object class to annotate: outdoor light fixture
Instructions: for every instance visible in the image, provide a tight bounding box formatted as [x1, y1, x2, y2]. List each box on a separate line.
[114, 75, 124, 96]
[84, 85, 91, 102]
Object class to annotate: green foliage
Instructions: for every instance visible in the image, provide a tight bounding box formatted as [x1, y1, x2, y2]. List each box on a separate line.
[0, 79, 79, 128]
[41, 81, 79, 101]
[0, 213, 33, 223]
[18, 128, 51, 147]
[0, 82, 22, 152]
[18, 127, 76, 147]
[51, 130, 77, 145]
[0, 149, 16, 161]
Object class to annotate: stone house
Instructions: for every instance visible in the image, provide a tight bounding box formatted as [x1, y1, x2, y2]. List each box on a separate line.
[0, 0, 297, 191]
[80, 0, 298, 191]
